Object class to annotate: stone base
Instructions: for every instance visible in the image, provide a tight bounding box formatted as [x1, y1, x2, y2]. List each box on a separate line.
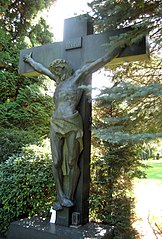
[56, 207, 72, 227]
[7, 217, 114, 239]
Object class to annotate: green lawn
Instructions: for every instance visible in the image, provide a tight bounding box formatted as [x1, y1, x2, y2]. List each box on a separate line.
[134, 160, 162, 234]
[142, 159, 162, 182]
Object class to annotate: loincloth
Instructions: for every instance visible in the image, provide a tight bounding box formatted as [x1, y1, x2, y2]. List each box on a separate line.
[50, 112, 83, 175]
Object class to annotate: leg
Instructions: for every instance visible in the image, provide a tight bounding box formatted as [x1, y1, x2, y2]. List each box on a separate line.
[50, 123, 64, 210]
[50, 122, 74, 209]
[66, 132, 80, 201]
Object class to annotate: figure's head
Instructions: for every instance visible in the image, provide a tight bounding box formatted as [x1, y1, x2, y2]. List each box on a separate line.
[48, 59, 74, 83]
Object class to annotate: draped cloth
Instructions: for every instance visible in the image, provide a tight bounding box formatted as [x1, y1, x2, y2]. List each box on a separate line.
[50, 111, 83, 175]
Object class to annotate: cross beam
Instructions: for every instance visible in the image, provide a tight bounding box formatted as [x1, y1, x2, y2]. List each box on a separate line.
[19, 16, 149, 76]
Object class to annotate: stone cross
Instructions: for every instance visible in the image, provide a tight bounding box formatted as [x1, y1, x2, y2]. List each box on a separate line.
[19, 15, 148, 227]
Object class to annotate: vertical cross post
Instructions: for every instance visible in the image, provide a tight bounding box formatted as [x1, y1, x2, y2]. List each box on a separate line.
[55, 15, 93, 226]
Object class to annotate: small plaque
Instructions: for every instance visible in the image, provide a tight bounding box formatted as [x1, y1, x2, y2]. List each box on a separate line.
[72, 212, 81, 226]
[50, 207, 56, 224]
[65, 37, 82, 50]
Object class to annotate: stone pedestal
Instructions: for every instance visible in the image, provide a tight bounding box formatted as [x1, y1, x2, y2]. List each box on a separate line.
[7, 217, 114, 239]
[56, 207, 72, 227]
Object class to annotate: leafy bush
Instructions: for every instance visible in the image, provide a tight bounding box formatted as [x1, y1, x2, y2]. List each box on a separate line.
[89, 144, 141, 239]
[0, 140, 55, 235]
[0, 128, 42, 163]
[0, 83, 54, 133]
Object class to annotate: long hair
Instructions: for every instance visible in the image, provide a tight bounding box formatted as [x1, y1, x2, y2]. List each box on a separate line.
[48, 59, 74, 81]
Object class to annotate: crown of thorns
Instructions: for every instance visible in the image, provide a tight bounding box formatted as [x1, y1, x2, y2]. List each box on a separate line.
[48, 59, 74, 76]
[48, 59, 69, 69]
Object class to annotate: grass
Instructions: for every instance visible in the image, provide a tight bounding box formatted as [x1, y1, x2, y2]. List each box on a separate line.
[134, 159, 162, 236]
[142, 159, 162, 182]
[142, 160, 162, 231]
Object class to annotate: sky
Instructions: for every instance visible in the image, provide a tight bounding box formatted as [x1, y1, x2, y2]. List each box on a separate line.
[47, 0, 92, 41]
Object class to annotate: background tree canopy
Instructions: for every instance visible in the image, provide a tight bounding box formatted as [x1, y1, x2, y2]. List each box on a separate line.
[0, 0, 57, 235]
[88, 1, 162, 238]
[88, 0, 162, 143]
[0, 0, 56, 162]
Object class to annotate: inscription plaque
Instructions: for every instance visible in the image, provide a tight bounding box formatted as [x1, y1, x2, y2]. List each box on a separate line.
[65, 37, 82, 50]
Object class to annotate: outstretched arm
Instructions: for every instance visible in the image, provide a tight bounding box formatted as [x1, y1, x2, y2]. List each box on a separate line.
[23, 53, 57, 81]
[77, 45, 123, 79]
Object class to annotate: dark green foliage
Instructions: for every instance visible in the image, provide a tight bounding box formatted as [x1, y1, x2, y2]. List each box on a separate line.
[89, 0, 162, 35]
[0, 78, 54, 162]
[0, 1, 56, 235]
[28, 17, 54, 47]
[93, 81, 162, 142]
[0, 128, 39, 163]
[90, 78, 161, 238]
[0, 141, 55, 235]
[0, 0, 55, 161]
[0, 0, 55, 41]
[88, 2, 162, 237]
[90, 142, 143, 238]
[0, 82, 54, 131]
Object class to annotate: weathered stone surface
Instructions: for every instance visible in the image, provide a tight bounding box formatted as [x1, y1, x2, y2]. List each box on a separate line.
[19, 16, 149, 77]
[19, 15, 93, 227]
[7, 217, 114, 239]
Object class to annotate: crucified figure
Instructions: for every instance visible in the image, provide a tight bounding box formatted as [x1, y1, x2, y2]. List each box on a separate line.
[23, 46, 121, 211]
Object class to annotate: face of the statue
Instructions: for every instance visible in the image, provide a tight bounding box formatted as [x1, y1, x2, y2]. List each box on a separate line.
[48, 59, 74, 84]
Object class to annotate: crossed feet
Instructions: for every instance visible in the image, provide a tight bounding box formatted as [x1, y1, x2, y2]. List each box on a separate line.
[53, 197, 74, 211]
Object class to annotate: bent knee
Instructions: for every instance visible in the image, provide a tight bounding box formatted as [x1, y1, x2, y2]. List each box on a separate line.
[68, 158, 77, 169]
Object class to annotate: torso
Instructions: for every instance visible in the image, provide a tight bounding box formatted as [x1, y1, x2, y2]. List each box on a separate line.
[52, 75, 83, 118]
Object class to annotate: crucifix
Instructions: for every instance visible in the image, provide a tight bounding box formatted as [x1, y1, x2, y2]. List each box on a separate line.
[19, 15, 148, 228]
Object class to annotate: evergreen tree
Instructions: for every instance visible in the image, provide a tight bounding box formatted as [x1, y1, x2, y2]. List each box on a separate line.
[0, 2, 58, 234]
[88, 1, 162, 238]
[89, 0, 161, 38]
[0, 0, 56, 162]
